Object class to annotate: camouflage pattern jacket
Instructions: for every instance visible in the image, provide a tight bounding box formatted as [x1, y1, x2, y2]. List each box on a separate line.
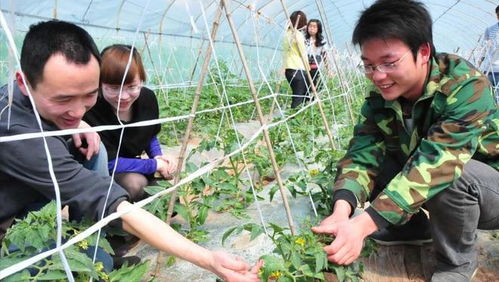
[333, 53, 499, 226]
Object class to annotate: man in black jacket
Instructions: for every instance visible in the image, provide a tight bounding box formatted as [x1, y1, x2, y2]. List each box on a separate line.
[0, 20, 260, 281]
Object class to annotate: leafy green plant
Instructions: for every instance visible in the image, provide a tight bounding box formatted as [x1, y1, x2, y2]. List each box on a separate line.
[0, 201, 149, 281]
[223, 222, 376, 282]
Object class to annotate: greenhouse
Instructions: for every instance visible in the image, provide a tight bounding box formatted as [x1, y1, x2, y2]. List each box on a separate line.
[0, 0, 498, 281]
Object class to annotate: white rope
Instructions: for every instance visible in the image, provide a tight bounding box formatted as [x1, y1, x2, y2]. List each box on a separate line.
[89, 0, 152, 271]
[250, 6, 318, 217]
[0, 111, 266, 280]
[0, 94, 280, 143]
[200, 2, 269, 236]
[0, 9, 74, 281]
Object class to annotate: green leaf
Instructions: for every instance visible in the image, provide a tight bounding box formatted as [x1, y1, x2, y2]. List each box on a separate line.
[268, 223, 285, 234]
[109, 260, 149, 282]
[0, 256, 27, 270]
[2, 270, 31, 282]
[197, 206, 209, 225]
[36, 270, 68, 280]
[144, 185, 165, 195]
[249, 225, 263, 241]
[165, 255, 176, 267]
[50, 248, 98, 279]
[334, 265, 346, 282]
[259, 254, 286, 281]
[315, 250, 327, 273]
[290, 251, 302, 270]
[299, 263, 314, 276]
[221, 226, 240, 246]
[174, 205, 191, 222]
[86, 234, 114, 254]
[268, 185, 279, 202]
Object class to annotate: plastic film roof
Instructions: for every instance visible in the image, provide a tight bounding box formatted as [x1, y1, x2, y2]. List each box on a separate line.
[1, 1, 498, 51]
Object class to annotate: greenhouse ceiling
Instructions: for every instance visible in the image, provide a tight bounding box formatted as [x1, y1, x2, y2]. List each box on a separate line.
[0, 0, 498, 55]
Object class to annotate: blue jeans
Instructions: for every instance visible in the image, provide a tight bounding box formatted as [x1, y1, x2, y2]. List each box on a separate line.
[82, 143, 109, 177]
[487, 72, 499, 104]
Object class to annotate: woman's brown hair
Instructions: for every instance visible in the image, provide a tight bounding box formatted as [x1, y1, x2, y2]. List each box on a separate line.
[290, 11, 307, 30]
[100, 44, 146, 85]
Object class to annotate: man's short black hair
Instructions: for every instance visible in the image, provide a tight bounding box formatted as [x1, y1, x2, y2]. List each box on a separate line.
[20, 20, 100, 89]
[352, 0, 435, 61]
[496, 5, 499, 15]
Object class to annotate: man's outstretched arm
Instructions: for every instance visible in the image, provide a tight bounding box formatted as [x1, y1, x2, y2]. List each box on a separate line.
[118, 201, 261, 282]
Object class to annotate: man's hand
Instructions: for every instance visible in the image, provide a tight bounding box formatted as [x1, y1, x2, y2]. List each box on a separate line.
[312, 211, 377, 265]
[318, 200, 351, 226]
[209, 251, 262, 282]
[73, 121, 100, 160]
[154, 155, 178, 180]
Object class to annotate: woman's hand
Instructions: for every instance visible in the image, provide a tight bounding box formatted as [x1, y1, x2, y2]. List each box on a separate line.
[154, 155, 178, 180]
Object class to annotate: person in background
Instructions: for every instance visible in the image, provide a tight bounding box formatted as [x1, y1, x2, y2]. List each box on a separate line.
[305, 19, 331, 93]
[481, 5, 499, 103]
[0, 20, 261, 281]
[311, 1, 499, 282]
[84, 44, 176, 203]
[283, 10, 310, 108]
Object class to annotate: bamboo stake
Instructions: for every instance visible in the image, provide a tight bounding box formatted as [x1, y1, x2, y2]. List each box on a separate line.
[152, 3, 223, 277]
[221, 0, 296, 235]
[278, 0, 337, 150]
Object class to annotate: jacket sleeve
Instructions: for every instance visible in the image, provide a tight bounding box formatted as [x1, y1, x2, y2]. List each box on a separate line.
[109, 157, 157, 175]
[333, 97, 386, 210]
[0, 130, 129, 223]
[371, 76, 495, 225]
[145, 136, 162, 158]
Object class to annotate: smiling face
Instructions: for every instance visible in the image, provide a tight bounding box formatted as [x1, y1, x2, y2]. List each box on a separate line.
[360, 38, 430, 101]
[17, 53, 100, 129]
[101, 75, 142, 114]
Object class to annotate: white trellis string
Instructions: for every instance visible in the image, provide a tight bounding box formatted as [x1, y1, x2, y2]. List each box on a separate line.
[185, 0, 199, 34]
[249, 5, 319, 217]
[0, 110, 268, 280]
[90, 0, 152, 270]
[1, 2, 365, 281]
[0, 75, 348, 279]
[200, 2, 269, 236]
[0, 9, 75, 281]
[0, 93, 278, 143]
[0, 90, 354, 145]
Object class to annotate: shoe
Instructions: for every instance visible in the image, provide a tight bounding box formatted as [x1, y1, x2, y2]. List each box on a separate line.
[431, 262, 478, 282]
[112, 255, 141, 269]
[369, 210, 432, 246]
[108, 235, 140, 257]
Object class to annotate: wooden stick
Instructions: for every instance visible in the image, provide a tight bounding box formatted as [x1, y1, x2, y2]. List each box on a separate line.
[221, 0, 296, 235]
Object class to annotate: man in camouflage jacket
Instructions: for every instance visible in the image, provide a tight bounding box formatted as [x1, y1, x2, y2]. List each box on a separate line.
[312, 1, 499, 281]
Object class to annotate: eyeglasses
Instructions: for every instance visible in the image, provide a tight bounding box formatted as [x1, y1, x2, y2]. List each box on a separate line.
[102, 83, 142, 96]
[359, 50, 411, 74]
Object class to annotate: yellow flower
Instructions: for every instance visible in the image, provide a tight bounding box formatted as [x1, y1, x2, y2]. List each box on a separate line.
[269, 270, 282, 280]
[309, 168, 319, 176]
[78, 240, 89, 250]
[94, 262, 104, 272]
[295, 237, 306, 247]
[100, 273, 109, 282]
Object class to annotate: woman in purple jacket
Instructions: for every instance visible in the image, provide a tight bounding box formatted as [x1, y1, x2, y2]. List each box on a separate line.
[84, 44, 176, 202]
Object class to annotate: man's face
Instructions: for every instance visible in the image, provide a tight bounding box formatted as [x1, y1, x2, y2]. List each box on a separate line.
[360, 38, 430, 101]
[17, 53, 100, 129]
